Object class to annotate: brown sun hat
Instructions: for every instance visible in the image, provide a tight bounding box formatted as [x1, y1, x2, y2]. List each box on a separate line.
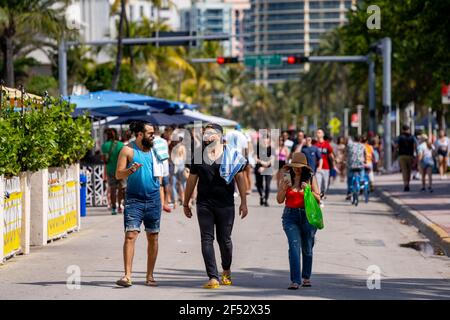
[286, 152, 312, 171]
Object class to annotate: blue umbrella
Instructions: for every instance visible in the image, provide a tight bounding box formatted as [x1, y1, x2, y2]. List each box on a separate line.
[106, 113, 197, 126]
[81, 90, 198, 110]
[66, 96, 149, 116]
[71, 108, 110, 118]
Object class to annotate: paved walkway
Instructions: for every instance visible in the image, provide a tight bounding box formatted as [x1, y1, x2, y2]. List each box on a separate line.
[0, 181, 449, 299]
[375, 173, 450, 254]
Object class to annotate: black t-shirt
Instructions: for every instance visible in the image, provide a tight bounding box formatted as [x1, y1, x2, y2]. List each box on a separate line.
[397, 134, 415, 156]
[190, 152, 243, 208]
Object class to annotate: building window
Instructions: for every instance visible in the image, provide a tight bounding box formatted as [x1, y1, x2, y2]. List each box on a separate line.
[140, 5, 144, 18]
[267, 2, 304, 11]
[129, 5, 134, 21]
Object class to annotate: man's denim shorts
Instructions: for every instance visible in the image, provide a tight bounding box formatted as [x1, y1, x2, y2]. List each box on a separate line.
[124, 196, 161, 234]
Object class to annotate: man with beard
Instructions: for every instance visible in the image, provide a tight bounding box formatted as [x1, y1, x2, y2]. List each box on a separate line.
[115, 121, 162, 287]
[183, 123, 248, 289]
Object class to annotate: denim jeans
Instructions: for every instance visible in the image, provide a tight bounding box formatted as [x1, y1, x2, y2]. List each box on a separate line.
[197, 205, 235, 280]
[282, 207, 317, 284]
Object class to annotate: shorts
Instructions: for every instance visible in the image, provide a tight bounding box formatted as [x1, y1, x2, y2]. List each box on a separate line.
[161, 175, 170, 187]
[124, 196, 161, 233]
[107, 175, 126, 189]
[437, 149, 448, 157]
[420, 161, 434, 170]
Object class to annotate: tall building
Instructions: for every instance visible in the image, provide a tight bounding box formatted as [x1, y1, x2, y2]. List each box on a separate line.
[245, 0, 357, 86]
[224, 0, 251, 57]
[180, 0, 233, 55]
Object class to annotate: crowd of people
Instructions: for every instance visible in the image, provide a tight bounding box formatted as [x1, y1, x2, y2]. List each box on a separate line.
[96, 121, 448, 291]
[394, 125, 449, 193]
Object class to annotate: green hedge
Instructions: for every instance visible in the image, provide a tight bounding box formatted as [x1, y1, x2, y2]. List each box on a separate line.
[0, 96, 94, 176]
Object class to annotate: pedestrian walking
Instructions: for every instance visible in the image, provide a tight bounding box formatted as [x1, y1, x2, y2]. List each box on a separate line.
[314, 128, 334, 199]
[418, 134, 435, 192]
[254, 133, 274, 206]
[395, 125, 417, 191]
[335, 137, 347, 182]
[115, 121, 163, 288]
[276, 152, 321, 289]
[101, 128, 125, 215]
[434, 129, 449, 180]
[291, 130, 306, 155]
[276, 135, 290, 187]
[362, 135, 375, 191]
[345, 136, 366, 200]
[300, 135, 322, 173]
[183, 123, 248, 289]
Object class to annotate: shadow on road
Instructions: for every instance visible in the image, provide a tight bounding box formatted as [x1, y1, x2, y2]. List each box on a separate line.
[18, 267, 450, 300]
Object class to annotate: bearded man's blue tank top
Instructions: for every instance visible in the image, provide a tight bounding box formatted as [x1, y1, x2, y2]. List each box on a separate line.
[126, 142, 160, 200]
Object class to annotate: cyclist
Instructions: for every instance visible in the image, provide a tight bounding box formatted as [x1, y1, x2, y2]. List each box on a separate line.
[345, 135, 366, 201]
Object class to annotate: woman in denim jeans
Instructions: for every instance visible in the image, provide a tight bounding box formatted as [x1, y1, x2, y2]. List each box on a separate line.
[277, 152, 321, 289]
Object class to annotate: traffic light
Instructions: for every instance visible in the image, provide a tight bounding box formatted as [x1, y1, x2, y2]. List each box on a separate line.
[286, 56, 309, 64]
[217, 56, 239, 64]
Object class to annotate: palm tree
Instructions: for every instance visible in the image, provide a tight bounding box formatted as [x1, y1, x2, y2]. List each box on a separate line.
[214, 65, 248, 116]
[110, 0, 176, 90]
[0, 0, 69, 87]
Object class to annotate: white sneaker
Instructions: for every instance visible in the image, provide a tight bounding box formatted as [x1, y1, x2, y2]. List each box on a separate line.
[320, 202, 325, 209]
[234, 192, 238, 198]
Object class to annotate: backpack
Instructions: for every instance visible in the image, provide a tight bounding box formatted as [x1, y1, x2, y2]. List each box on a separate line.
[105, 141, 118, 164]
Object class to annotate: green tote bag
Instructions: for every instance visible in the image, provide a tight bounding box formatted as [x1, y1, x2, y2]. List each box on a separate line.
[304, 185, 324, 230]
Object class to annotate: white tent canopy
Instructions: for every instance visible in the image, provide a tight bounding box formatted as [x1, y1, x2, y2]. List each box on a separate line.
[183, 109, 238, 127]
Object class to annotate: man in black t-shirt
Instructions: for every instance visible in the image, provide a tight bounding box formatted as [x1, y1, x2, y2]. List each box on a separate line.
[183, 123, 248, 289]
[395, 125, 417, 191]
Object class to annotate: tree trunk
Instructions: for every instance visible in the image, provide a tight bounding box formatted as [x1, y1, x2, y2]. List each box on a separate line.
[111, 0, 126, 90]
[5, 35, 15, 87]
[124, 12, 134, 71]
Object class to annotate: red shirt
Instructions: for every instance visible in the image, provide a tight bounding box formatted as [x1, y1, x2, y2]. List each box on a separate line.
[285, 188, 305, 209]
[314, 141, 333, 170]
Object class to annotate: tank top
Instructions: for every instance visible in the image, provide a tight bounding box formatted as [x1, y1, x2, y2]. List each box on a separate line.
[285, 187, 305, 209]
[278, 148, 287, 162]
[126, 142, 160, 200]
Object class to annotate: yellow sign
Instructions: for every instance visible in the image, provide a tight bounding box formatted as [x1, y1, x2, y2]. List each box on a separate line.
[48, 184, 66, 239]
[65, 181, 78, 231]
[3, 191, 23, 257]
[329, 117, 341, 135]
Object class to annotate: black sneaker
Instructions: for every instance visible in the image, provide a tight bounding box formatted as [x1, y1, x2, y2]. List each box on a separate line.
[264, 200, 269, 207]
[404, 186, 410, 192]
[421, 187, 426, 192]
[428, 187, 433, 193]
[260, 197, 264, 206]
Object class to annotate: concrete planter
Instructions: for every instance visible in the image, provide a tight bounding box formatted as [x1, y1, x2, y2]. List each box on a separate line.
[30, 169, 49, 246]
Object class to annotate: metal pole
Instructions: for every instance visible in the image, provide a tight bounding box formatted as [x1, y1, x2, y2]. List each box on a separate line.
[357, 105, 364, 136]
[428, 107, 432, 139]
[382, 37, 392, 172]
[396, 103, 400, 137]
[368, 57, 376, 134]
[58, 39, 68, 96]
[344, 108, 349, 138]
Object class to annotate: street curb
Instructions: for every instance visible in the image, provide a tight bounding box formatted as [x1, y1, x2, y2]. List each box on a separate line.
[374, 188, 450, 257]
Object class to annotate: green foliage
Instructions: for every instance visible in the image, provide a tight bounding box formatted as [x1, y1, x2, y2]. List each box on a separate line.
[84, 62, 145, 93]
[0, 96, 94, 176]
[0, 108, 20, 176]
[26, 75, 58, 96]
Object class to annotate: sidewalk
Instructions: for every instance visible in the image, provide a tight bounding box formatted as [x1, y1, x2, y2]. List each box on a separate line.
[375, 173, 450, 256]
